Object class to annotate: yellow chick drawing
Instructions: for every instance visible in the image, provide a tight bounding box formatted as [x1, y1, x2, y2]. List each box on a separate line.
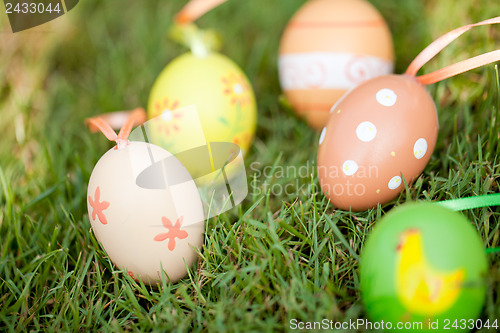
[396, 229, 465, 316]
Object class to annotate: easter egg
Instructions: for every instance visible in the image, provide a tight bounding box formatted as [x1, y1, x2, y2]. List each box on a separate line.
[147, 52, 257, 154]
[278, 0, 394, 129]
[87, 141, 205, 284]
[317, 75, 438, 211]
[360, 203, 487, 332]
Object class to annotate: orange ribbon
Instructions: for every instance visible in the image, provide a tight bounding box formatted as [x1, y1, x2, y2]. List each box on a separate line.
[406, 16, 500, 85]
[85, 108, 147, 148]
[175, 0, 228, 24]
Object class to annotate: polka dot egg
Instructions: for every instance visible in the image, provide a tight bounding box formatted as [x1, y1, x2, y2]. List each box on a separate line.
[317, 75, 438, 211]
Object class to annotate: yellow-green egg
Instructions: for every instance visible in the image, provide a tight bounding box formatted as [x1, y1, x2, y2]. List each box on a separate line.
[147, 52, 257, 155]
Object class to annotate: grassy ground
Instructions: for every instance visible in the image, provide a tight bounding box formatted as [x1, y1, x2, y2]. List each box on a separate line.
[1, 0, 500, 331]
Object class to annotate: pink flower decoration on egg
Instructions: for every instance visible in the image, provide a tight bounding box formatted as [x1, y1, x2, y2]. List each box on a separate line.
[127, 271, 139, 282]
[88, 186, 110, 225]
[153, 97, 183, 135]
[153, 97, 179, 117]
[153, 216, 188, 251]
[221, 73, 252, 106]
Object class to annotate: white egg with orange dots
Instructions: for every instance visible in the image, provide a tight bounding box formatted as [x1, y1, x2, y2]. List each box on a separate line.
[86, 111, 205, 284]
[278, 0, 394, 129]
[85, 106, 250, 285]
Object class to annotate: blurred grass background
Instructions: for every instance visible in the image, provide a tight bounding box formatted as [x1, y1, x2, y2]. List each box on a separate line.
[1, 0, 500, 331]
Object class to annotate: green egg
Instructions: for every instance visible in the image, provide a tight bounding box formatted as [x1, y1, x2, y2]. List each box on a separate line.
[360, 203, 488, 332]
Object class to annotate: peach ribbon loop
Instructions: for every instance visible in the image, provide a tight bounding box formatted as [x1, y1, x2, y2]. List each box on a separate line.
[405, 16, 500, 85]
[175, 0, 227, 24]
[86, 108, 147, 148]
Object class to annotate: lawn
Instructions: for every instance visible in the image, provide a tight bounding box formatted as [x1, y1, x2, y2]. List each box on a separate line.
[1, 0, 499, 331]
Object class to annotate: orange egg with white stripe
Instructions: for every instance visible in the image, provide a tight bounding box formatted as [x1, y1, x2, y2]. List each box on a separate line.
[278, 0, 394, 129]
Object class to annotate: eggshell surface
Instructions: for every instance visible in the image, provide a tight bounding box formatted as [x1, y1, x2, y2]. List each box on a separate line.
[147, 52, 257, 154]
[279, 0, 394, 129]
[360, 203, 487, 331]
[87, 141, 204, 284]
[317, 75, 438, 211]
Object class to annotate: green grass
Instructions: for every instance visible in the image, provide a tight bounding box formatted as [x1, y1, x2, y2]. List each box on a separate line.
[1, 0, 500, 331]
